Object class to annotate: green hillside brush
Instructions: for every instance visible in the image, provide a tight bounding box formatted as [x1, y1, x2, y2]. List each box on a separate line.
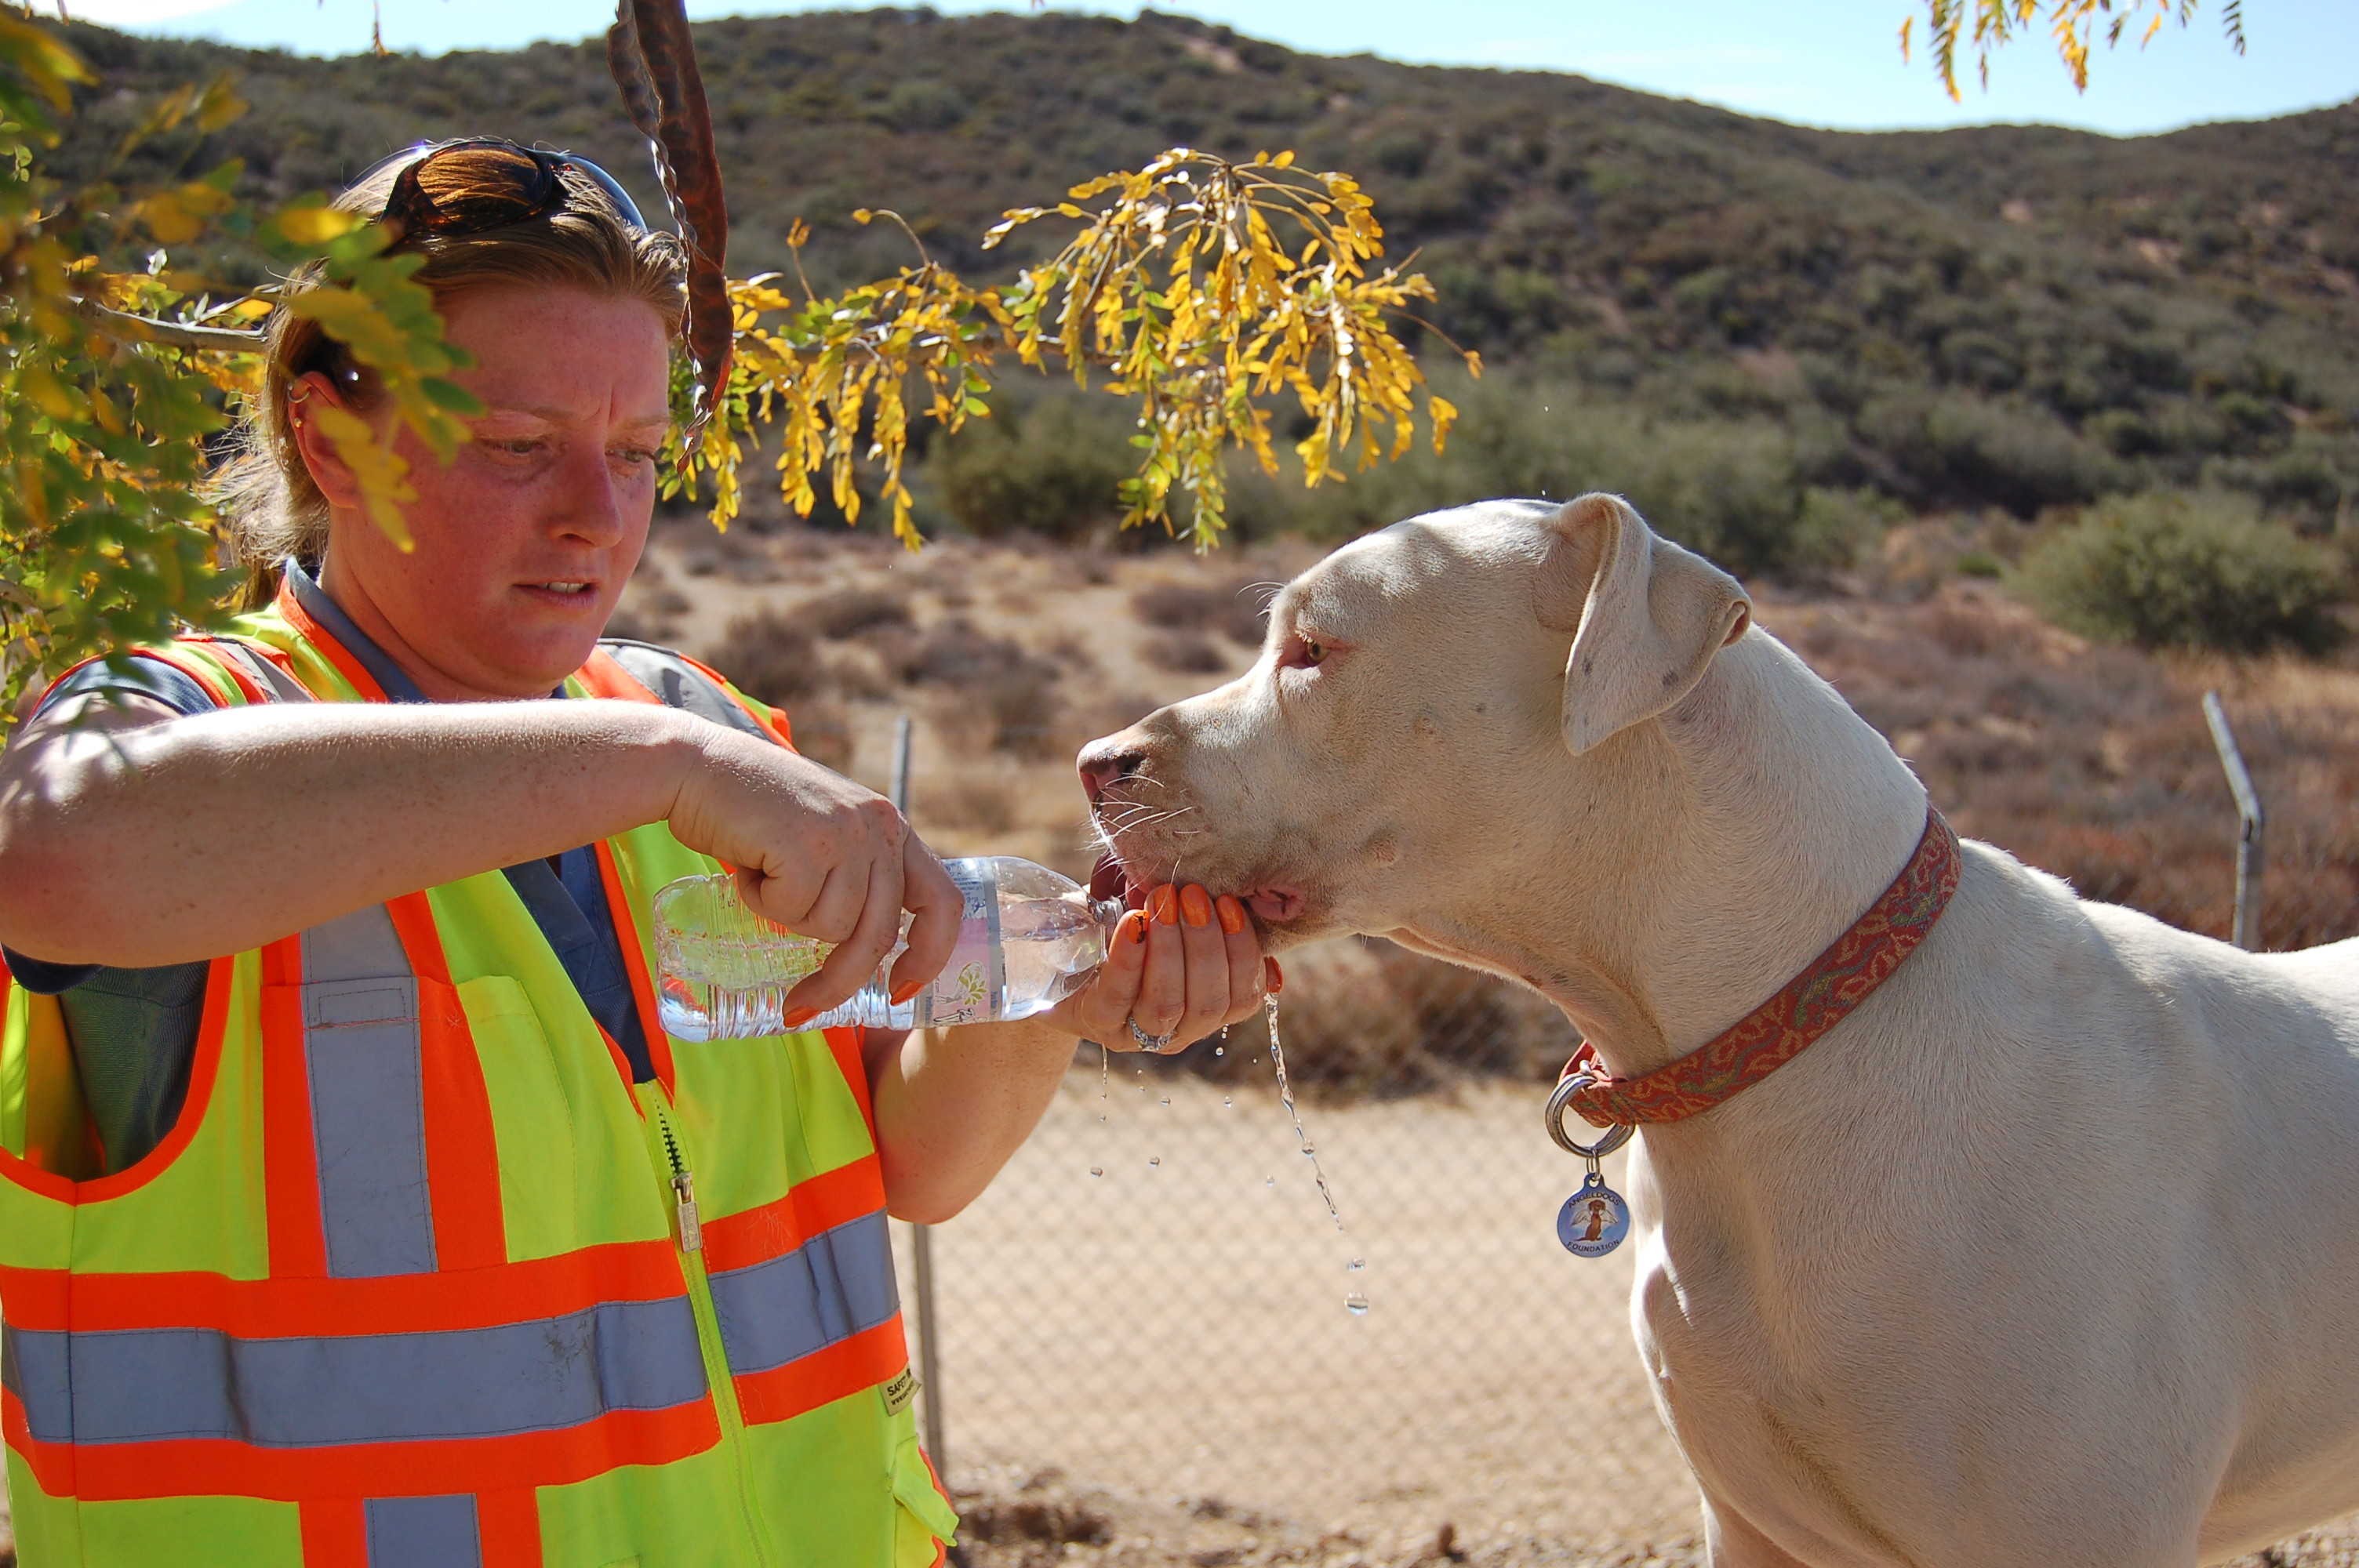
[2012, 490, 2346, 655]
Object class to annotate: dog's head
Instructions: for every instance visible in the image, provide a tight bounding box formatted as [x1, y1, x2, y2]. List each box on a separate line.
[1078, 493, 1751, 949]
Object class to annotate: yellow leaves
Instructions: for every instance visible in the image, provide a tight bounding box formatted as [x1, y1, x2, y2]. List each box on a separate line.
[0, 12, 91, 115]
[19, 365, 83, 423]
[1427, 394, 1459, 454]
[270, 203, 365, 247]
[136, 180, 236, 245]
[673, 268, 1001, 550]
[308, 401, 415, 551]
[670, 148, 1457, 554]
[1907, 0, 2218, 99]
[983, 147, 1455, 545]
[194, 76, 248, 133]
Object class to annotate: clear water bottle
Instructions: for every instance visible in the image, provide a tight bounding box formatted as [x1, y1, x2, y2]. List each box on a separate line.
[652, 857, 1126, 1040]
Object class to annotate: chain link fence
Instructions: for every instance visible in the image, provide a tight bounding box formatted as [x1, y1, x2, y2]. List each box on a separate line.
[864, 717, 1702, 1557]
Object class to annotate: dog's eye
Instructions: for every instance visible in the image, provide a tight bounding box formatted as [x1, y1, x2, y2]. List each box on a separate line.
[1281, 635, 1327, 670]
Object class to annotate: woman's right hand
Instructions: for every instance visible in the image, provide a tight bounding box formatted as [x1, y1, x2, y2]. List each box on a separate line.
[664, 724, 963, 1018]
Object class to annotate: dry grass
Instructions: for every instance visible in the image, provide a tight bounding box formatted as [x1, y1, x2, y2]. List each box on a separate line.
[1761, 579, 2359, 950]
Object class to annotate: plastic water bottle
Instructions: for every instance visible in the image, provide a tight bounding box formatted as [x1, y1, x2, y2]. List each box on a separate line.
[652, 858, 1125, 1040]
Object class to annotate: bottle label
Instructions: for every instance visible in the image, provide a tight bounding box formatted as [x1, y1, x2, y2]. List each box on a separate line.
[914, 860, 1005, 1028]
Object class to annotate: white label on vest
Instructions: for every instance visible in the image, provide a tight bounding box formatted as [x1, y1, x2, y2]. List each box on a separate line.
[881, 1367, 921, 1417]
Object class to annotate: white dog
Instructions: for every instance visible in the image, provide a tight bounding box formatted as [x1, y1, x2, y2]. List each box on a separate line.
[1078, 494, 2359, 1568]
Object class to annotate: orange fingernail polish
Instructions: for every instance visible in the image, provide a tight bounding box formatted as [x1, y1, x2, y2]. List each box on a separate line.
[1264, 958, 1284, 994]
[1216, 895, 1247, 935]
[889, 979, 924, 1006]
[1147, 885, 1180, 925]
[1180, 885, 1213, 928]
[1125, 911, 1149, 946]
[781, 1007, 819, 1029]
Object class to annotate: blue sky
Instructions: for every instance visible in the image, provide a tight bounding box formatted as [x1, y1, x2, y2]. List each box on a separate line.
[56, 0, 2357, 136]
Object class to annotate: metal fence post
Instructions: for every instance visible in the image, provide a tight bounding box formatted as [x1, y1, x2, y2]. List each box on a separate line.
[891, 713, 951, 1479]
[2201, 691, 2266, 951]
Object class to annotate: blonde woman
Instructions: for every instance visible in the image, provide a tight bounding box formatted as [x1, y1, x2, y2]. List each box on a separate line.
[0, 137, 1266, 1566]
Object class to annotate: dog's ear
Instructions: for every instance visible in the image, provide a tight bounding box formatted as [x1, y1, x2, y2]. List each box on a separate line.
[1537, 492, 1751, 755]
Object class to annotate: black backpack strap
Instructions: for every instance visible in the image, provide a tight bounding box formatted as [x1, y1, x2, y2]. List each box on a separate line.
[596, 638, 774, 744]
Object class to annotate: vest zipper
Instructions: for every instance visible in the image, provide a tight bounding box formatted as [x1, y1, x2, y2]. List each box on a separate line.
[645, 1087, 776, 1566]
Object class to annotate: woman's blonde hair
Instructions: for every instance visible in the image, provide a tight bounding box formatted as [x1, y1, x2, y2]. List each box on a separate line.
[215, 147, 688, 611]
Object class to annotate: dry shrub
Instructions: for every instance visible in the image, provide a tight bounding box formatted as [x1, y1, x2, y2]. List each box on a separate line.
[916, 773, 1022, 838]
[1782, 585, 2359, 953]
[674, 524, 780, 583]
[1129, 579, 1274, 648]
[889, 617, 1029, 688]
[1142, 632, 1234, 676]
[706, 608, 820, 706]
[823, 648, 896, 703]
[1174, 938, 1570, 1102]
[805, 587, 911, 641]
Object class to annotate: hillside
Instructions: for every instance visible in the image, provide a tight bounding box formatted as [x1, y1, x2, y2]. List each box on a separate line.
[42, 9, 2359, 545]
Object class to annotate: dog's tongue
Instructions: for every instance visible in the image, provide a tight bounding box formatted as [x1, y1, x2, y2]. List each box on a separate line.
[1089, 854, 1147, 911]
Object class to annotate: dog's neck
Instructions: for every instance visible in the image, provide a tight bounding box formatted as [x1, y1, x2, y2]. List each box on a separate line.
[1398, 631, 1929, 1082]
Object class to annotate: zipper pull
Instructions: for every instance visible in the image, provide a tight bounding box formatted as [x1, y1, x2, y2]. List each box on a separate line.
[671, 1171, 703, 1253]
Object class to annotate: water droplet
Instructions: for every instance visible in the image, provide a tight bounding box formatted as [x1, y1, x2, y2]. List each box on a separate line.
[1345, 1293, 1371, 1316]
[1222, 1096, 1232, 1108]
[1347, 1258, 1365, 1272]
[1214, 1045, 1225, 1057]
[1147, 1156, 1161, 1169]
[1264, 1176, 1277, 1188]
[1158, 1097, 1170, 1107]
[1089, 1166, 1103, 1178]
[1300, 1144, 1316, 1157]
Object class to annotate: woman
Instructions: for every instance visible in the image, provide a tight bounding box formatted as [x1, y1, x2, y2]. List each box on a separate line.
[0, 138, 1267, 1566]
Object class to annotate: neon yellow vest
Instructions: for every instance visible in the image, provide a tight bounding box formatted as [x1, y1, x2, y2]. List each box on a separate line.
[0, 595, 958, 1567]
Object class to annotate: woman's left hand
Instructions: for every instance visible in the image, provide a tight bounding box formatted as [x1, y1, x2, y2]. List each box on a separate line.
[1044, 883, 1275, 1053]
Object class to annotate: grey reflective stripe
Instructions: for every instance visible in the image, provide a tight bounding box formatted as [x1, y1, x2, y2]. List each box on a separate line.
[5, 1296, 707, 1446]
[301, 903, 436, 1278]
[598, 640, 772, 742]
[207, 641, 314, 705]
[709, 1209, 899, 1376]
[367, 1495, 481, 1568]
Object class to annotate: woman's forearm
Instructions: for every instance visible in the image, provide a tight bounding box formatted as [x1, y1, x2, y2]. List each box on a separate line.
[0, 698, 701, 967]
[868, 1021, 1077, 1225]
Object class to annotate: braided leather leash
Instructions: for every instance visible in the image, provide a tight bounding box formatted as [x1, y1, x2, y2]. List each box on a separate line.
[606, 0, 732, 447]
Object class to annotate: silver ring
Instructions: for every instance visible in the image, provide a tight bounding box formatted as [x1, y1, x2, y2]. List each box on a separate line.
[1127, 1017, 1178, 1053]
[1546, 1073, 1634, 1160]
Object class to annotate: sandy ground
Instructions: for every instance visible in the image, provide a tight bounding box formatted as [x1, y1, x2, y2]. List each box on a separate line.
[903, 1070, 1696, 1557]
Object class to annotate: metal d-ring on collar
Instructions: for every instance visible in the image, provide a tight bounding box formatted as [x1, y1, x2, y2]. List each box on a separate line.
[1546, 1070, 1634, 1160]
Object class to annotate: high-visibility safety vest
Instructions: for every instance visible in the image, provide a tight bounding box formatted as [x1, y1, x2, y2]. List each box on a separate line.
[0, 588, 959, 1567]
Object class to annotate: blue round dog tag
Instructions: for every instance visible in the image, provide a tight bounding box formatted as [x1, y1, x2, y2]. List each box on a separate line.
[1558, 1170, 1630, 1258]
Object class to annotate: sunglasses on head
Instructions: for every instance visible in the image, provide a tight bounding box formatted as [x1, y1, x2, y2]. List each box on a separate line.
[355, 137, 652, 245]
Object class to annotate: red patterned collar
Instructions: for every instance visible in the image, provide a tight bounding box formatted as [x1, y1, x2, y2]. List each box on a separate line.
[1562, 808, 1961, 1129]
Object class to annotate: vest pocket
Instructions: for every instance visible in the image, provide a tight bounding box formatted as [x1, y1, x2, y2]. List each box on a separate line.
[457, 974, 582, 1257]
[890, 1432, 959, 1568]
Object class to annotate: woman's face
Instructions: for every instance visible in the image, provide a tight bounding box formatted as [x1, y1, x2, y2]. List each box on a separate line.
[313, 282, 674, 701]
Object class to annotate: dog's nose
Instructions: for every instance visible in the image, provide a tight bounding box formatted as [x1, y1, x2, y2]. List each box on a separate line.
[1077, 741, 1146, 806]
